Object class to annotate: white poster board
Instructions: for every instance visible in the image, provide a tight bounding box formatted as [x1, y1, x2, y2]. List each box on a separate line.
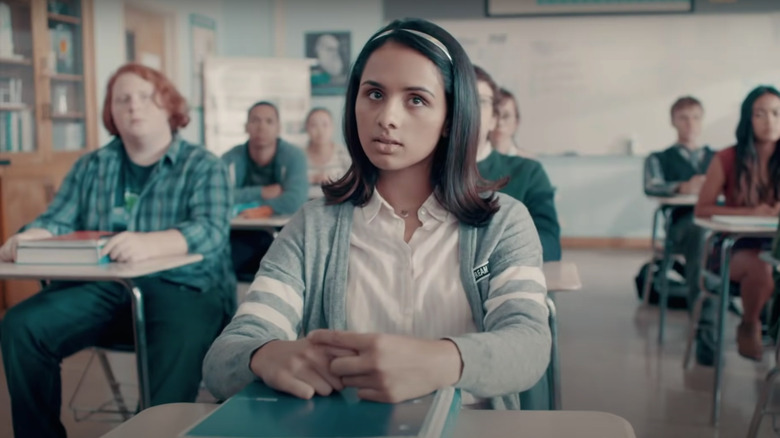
[203, 57, 314, 157]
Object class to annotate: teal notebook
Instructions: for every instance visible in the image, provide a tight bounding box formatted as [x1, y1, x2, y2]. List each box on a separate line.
[181, 382, 461, 438]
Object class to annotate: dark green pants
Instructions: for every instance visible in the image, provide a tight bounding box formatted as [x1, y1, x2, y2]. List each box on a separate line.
[1, 277, 225, 438]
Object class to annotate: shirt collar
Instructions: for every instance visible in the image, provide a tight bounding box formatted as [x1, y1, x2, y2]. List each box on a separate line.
[104, 134, 183, 166]
[362, 189, 451, 224]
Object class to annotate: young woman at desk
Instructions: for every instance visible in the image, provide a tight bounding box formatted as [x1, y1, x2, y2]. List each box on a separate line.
[204, 18, 551, 409]
[305, 107, 351, 197]
[0, 63, 235, 438]
[695, 85, 780, 361]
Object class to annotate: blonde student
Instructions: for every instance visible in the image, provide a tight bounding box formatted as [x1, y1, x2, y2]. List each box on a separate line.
[695, 85, 780, 361]
[203, 18, 551, 409]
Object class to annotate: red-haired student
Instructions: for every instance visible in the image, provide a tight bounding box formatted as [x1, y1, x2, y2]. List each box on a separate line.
[0, 63, 235, 438]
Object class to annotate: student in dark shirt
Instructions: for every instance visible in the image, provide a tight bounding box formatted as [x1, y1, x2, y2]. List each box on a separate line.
[474, 66, 561, 263]
[222, 101, 309, 281]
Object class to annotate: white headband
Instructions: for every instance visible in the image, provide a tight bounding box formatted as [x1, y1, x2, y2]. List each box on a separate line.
[371, 28, 452, 63]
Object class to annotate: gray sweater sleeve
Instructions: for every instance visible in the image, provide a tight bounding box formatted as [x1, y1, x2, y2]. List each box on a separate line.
[447, 202, 552, 398]
[644, 153, 680, 197]
[202, 209, 308, 400]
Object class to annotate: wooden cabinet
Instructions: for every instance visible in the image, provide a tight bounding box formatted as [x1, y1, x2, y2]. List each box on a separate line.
[0, 0, 97, 313]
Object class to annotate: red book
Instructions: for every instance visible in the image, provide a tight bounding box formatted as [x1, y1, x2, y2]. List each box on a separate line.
[18, 231, 116, 248]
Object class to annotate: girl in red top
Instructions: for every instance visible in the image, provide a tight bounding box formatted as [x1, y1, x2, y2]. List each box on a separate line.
[695, 85, 780, 361]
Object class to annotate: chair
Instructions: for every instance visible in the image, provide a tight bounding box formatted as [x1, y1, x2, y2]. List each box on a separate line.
[68, 343, 135, 422]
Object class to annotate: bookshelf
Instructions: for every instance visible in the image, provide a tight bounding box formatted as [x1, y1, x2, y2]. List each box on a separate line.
[0, 0, 97, 312]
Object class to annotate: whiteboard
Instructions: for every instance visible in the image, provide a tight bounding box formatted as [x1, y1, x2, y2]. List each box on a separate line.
[439, 12, 780, 155]
[203, 57, 314, 157]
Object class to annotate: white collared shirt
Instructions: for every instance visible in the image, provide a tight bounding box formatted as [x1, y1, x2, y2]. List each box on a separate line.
[346, 190, 477, 339]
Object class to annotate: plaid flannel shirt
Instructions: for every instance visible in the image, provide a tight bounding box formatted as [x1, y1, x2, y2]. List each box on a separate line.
[25, 136, 236, 312]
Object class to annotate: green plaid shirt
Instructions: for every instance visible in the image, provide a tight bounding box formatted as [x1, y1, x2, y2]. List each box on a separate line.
[25, 136, 236, 313]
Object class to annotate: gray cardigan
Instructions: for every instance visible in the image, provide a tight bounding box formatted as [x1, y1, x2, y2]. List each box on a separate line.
[202, 193, 551, 409]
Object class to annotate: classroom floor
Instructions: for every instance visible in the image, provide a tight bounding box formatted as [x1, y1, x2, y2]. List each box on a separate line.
[0, 248, 777, 437]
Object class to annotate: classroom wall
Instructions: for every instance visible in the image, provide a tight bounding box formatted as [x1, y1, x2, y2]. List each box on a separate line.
[91, 0, 774, 240]
[93, 0, 230, 146]
[384, 0, 780, 19]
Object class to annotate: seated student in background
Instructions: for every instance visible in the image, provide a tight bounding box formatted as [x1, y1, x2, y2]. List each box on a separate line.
[305, 107, 351, 197]
[473, 65, 559, 410]
[489, 87, 533, 158]
[223, 101, 308, 280]
[644, 96, 716, 365]
[695, 85, 780, 362]
[203, 18, 551, 410]
[475, 66, 561, 264]
[0, 63, 235, 438]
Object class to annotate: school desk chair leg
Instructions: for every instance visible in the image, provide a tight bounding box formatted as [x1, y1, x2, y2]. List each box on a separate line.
[712, 237, 736, 426]
[657, 208, 674, 344]
[746, 365, 780, 438]
[643, 207, 663, 306]
[116, 279, 152, 411]
[96, 349, 133, 420]
[683, 292, 708, 369]
[546, 295, 561, 410]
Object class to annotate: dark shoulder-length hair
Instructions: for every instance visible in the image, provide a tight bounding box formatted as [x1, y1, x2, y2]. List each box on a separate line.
[322, 18, 503, 226]
[734, 85, 780, 205]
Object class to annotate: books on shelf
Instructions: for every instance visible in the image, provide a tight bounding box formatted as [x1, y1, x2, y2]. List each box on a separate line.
[182, 381, 462, 438]
[0, 109, 34, 152]
[16, 231, 115, 265]
[710, 215, 778, 228]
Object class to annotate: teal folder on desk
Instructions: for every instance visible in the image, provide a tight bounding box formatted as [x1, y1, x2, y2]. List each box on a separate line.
[181, 381, 461, 438]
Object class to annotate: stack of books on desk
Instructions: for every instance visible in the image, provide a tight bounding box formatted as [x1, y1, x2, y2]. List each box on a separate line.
[182, 381, 462, 438]
[16, 231, 115, 265]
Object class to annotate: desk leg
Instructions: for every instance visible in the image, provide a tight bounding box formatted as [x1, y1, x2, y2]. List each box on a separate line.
[711, 236, 734, 426]
[643, 206, 663, 306]
[658, 208, 673, 344]
[116, 279, 151, 411]
[546, 295, 561, 410]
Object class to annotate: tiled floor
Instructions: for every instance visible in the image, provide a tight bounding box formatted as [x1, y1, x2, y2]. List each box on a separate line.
[0, 249, 778, 437]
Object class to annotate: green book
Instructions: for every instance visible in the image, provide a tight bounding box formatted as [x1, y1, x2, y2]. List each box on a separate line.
[181, 382, 461, 438]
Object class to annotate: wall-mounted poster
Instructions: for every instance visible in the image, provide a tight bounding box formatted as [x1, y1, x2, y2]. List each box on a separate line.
[487, 0, 692, 16]
[305, 31, 350, 96]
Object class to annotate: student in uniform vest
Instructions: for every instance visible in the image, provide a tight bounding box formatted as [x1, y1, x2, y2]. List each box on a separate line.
[695, 85, 780, 362]
[203, 18, 551, 410]
[474, 66, 561, 264]
[643, 96, 716, 366]
[0, 63, 235, 438]
[222, 101, 309, 281]
[473, 65, 560, 410]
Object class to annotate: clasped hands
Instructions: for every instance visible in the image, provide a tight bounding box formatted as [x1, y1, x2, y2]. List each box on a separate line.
[250, 330, 462, 403]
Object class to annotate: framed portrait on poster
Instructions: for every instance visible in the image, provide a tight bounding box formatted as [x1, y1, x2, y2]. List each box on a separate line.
[305, 31, 350, 96]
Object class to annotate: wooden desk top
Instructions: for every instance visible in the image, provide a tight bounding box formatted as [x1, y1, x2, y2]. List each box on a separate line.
[0, 254, 203, 281]
[230, 216, 292, 231]
[694, 217, 777, 235]
[543, 261, 582, 292]
[648, 195, 698, 206]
